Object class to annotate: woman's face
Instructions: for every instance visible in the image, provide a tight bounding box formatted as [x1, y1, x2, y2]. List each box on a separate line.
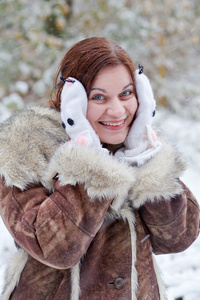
[87, 64, 138, 145]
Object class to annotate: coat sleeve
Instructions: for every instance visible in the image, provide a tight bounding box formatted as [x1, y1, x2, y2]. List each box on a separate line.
[0, 144, 135, 269]
[0, 178, 112, 269]
[138, 181, 200, 254]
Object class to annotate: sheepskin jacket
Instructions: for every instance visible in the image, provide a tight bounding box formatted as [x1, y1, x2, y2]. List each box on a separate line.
[0, 106, 199, 300]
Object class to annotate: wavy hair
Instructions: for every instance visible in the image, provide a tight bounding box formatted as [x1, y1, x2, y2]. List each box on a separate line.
[50, 37, 136, 110]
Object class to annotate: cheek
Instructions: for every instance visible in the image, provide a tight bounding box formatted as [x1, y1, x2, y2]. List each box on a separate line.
[126, 99, 138, 119]
[86, 103, 101, 126]
[86, 109, 93, 126]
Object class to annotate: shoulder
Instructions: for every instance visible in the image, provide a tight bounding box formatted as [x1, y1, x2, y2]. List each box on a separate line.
[0, 106, 68, 189]
[0, 106, 65, 138]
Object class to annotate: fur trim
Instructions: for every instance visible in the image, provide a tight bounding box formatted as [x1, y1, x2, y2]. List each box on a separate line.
[0, 106, 67, 190]
[71, 261, 81, 300]
[119, 206, 138, 300]
[0, 248, 28, 300]
[129, 137, 186, 208]
[45, 144, 136, 210]
[152, 255, 168, 300]
[0, 106, 186, 211]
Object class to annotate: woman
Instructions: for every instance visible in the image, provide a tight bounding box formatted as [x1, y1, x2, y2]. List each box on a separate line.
[0, 37, 199, 300]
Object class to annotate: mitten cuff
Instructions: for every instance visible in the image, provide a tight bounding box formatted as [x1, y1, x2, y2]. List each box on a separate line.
[44, 144, 136, 210]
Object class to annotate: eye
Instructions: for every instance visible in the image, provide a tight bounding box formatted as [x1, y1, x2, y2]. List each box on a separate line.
[91, 94, 105, 101]
[121, 91, 131, 96]
[120, 90, 133, 99]
[67, 118, 74, 126]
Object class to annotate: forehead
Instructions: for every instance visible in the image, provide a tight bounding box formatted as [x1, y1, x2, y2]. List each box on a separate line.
[92, 64, 132, 88]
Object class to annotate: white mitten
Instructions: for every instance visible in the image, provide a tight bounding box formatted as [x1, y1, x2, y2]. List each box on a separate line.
[115, 68, 162, 166]
[60, 77, 105, 150]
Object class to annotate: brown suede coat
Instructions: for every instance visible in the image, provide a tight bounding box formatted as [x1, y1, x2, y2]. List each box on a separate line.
[0, 107, 199, 300]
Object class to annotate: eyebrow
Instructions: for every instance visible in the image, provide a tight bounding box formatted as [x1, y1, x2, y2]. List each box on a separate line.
[90, 83, 134, 93]
[90, 87, 106, 93]
[123, 83, 134, 90]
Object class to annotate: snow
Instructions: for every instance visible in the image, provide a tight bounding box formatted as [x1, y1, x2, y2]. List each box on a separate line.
[154, 109, 200, 300]
[2, 93, 25, 111]
[15, 81, 29, 95]
[0, 107, 199, 299]
[0, 103, 12, 123]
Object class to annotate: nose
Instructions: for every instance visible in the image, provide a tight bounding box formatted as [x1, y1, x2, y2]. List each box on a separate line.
[107, 98, 125, 117]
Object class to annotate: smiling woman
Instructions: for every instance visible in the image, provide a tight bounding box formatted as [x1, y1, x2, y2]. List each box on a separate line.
[0, 37, 199, 300]
[87, 64, 138, 145]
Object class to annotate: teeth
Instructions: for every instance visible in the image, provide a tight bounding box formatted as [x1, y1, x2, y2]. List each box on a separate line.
[101, 120, 124, 126]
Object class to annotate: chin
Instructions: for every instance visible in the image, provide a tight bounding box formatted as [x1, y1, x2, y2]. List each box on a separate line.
[99, 131, 128, 146]
[101, 137, 126, 145]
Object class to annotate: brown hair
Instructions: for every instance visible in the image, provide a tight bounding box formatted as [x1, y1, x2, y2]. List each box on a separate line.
[50, 37, 136, 110]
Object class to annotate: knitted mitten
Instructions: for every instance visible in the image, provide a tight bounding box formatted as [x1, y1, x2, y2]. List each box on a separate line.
[115, 69, 162, 166]
[60, 77, 102, 149]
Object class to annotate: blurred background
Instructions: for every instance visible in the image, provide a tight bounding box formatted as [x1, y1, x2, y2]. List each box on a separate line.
[0, 0, 200, 118]
[0, 1, 200, 299]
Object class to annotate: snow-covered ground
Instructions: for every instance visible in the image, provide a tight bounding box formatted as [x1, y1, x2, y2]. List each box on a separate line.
[154, 109, 200, 300]
[0, 107, 199, 299]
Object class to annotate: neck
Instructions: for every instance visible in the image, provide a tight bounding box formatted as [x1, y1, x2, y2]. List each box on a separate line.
[102, 143, 124, 154]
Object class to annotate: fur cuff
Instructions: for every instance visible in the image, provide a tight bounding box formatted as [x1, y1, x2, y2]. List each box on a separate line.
[44, 144, 135, 209]
[129, 138, 186, 208]
[1, 248, 28, 300]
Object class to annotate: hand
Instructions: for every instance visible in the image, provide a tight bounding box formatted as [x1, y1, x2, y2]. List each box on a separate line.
[60, 77, 103, 149]
[124, 69, 156, 152]
[115, 69, 162, 166]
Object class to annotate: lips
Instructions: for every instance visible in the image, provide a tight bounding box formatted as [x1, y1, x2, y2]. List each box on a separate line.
[98, 119, 127, 131]
[100, 119, 125, 126]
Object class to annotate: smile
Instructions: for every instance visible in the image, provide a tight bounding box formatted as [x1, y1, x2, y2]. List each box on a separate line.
[100, 119, 126, 127]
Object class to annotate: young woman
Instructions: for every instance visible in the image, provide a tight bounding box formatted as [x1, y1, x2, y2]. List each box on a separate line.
[0, 37, 199, 300]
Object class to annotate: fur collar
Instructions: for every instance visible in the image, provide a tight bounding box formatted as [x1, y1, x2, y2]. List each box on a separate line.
[0, 106, 68, 189]
[0, 106, 186, 210]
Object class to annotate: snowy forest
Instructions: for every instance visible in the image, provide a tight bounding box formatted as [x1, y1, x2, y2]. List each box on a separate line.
[0, 0, 200, 299]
